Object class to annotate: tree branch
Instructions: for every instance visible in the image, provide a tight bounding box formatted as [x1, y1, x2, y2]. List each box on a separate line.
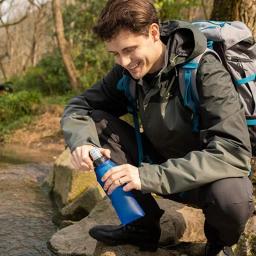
[0, 13, 28, 28]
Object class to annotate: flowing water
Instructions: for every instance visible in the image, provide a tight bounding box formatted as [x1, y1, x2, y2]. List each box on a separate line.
[0, 145, 58, 256]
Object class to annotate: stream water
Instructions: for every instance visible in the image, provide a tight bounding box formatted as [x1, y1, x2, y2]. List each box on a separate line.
[0, 145, 58, 256]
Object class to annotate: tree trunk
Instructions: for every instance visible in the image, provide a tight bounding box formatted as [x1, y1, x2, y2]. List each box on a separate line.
[234, 0, 256, 38]
[0, 61, 7, 81]
[52, 0, 81, 91]
[211, 0, 256, 38]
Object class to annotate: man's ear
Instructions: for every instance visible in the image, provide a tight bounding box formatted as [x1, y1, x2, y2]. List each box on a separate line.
[149, 23, 160, 41]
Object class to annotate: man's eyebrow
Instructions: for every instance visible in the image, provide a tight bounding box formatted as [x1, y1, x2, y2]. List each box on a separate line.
[122, 46, 136, 51]
[108, 46, 136, 54]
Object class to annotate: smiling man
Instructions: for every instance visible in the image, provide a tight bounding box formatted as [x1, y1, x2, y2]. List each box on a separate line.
[61, 0, 254, 255]
[106, 28, 166, 79]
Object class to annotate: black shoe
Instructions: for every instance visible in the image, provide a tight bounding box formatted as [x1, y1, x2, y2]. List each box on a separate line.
[89, 222, 161, 252]
[205, 242, 235, 256]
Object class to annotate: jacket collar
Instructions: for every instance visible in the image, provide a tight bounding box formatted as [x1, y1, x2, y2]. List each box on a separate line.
[122, 20, 207, 84]
[160, 20, 207, 68]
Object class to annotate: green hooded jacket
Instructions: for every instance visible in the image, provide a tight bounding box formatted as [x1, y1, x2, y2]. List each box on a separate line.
[61, 21, 251, 195]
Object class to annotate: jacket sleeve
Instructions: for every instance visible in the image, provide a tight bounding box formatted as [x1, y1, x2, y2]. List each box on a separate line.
[139, 53, 252, 194]
[61, 65, 128, 152]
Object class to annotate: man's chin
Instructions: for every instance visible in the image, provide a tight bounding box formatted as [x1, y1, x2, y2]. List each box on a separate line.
[129, 71, 145, 80]
[130, 74, 142, 80]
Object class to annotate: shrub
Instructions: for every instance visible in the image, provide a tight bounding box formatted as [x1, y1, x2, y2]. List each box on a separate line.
[11, 50, 70, 96]
[0, 91, 41, 134]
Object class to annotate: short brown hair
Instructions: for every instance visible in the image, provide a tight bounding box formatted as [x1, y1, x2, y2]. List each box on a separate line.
[93, 0, 159, 41]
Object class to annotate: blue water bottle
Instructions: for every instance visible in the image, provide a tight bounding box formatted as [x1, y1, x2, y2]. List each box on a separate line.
[89, 147, 145, 225]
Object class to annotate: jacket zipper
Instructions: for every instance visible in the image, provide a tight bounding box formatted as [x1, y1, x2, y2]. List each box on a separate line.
[226, 56, 252, 63]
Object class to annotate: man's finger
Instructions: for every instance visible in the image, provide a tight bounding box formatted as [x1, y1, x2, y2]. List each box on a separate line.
[101, 165, 123, 182]
[103, 172, 127, 191]
[71, 151, 82, 169]
[123, 181, 138, 192]
[101, 148, 111, 159]
[107, 182, 120, 195]
[71, 157, 79, 169]
[81, 154, 94, 169]
[123, 182, 133, 192]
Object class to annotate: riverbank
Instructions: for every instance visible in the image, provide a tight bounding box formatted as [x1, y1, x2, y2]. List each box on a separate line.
[0, 106, 63, 255]
[1, 105, 65, 164]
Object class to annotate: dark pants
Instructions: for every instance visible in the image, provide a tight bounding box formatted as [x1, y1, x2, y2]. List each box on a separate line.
[91, 110, 254, 247]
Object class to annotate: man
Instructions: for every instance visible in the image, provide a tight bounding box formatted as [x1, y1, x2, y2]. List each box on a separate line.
[61, 0, 254, 255]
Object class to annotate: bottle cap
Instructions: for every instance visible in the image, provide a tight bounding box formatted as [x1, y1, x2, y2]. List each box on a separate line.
[89, 147, 102, 161]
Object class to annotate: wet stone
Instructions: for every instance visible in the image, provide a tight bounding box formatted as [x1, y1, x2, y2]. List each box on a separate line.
[0, 163, 56, 256]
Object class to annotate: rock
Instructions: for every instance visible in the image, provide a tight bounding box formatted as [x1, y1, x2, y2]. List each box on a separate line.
[41, 167, 55, 193]
[235, 215, 256, 256]
[44, 148, 105, 221]
[48, 198, 206, 256]
[157, 199, 206, 244]
[47, 149, 256, 255]
[60, 187, 107, 221]
[49, 199, 115, 256]
[53, 149, 103, 206]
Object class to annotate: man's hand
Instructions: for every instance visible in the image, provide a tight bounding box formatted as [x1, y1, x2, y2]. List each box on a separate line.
[71, 145, 111, 171]
[101, 164, 141, 194]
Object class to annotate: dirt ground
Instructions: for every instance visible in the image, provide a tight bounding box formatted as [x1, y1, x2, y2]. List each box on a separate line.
[3, 105, 66, 162]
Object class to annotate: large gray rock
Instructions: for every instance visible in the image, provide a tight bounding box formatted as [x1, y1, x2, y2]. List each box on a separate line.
[49, 196, 256, 256]
[52, 149, 104, 206]
[60, 187, 106, 221]
[49, 198, 206, 256]
[43, 148, 105, 221]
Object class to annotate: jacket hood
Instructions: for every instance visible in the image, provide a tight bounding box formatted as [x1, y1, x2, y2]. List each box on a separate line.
[160, 20, 207, 67]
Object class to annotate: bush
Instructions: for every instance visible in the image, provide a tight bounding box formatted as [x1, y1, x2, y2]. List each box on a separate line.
[0, 91, 41, 135]
[154, 0, 201, 21]
[12, 50, 70, 96]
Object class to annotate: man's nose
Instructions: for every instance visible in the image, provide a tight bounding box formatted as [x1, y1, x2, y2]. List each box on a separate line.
[117, 55, 130, 67]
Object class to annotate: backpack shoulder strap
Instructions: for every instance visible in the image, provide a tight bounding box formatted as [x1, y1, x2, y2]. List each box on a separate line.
[117, 75, 136, 112]
[116, 75, 144, 166]
[179, 48, 221, 132]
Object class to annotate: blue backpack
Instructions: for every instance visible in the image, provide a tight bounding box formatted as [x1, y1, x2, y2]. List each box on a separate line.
[117, 21, 256, 163]
[181, 21, 256, 131]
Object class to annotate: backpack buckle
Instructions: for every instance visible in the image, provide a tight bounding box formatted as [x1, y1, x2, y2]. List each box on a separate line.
[246, 116, 256, 126]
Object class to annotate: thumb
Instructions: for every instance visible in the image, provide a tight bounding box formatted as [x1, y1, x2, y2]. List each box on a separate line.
[101, 148, 111, 159]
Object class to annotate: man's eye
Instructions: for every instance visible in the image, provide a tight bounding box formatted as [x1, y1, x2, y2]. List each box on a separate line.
[124, 47, 135, 54]
[111, 52, 119, 57]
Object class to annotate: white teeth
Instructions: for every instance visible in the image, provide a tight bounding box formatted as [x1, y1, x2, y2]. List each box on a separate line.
[129, 63, 139, 70]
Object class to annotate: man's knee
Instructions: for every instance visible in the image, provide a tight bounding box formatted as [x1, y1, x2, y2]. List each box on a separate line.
[203, 177, 254, 245]
[208, 177, 253, 220]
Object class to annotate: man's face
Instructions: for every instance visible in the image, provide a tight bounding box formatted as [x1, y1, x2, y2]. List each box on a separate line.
[106, 24, 164, 79]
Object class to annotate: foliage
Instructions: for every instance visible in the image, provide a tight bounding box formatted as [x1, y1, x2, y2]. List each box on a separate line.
[11, 50, 70, 95]
[61, 0, 202, 91]
[10, 0, 201, 96]
[0, 91, 41, 135]
[44, 91, 78, 106]
[154, 0, 201, 20]
[0, 0, 204, 138]
[63, 0, 114, 89]
[62, 0, 202, 90]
